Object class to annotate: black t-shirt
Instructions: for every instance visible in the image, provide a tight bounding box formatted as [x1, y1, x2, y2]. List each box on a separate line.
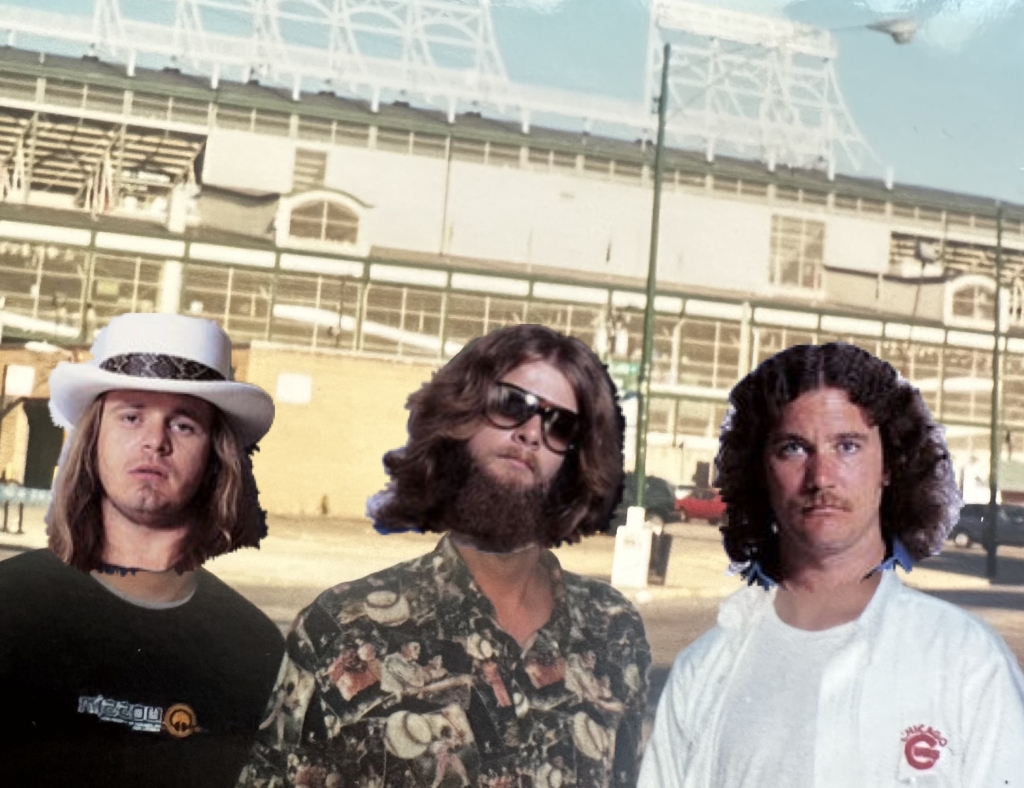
[0, 549, 286, 787]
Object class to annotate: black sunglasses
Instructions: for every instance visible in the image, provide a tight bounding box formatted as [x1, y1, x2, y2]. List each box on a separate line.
[484, 381, 581, 455]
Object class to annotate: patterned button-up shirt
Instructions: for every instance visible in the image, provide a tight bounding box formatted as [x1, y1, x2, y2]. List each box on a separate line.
[237, 535, 651, 788]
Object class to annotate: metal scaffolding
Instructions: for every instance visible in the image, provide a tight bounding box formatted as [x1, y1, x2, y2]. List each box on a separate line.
[647, 0, 876, 174]
[0, 0, 877, 173]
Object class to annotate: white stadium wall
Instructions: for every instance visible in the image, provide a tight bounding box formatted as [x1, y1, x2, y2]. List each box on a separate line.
[296, 142, 807, 296]
[657, 193, 773, 292]
[824, 215, 892, 275]
[323, 146, 448, 253]
[444, 164, 651, 276]
[203, 130, 296, 195]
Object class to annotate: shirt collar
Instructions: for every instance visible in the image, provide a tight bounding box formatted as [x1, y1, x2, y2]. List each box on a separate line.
[431, 534, 571, 648]
[732, 536, 914, 591]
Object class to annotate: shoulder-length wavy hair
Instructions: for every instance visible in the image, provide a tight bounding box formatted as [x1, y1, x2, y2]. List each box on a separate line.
[719, 342, 961, 581]
[369, 324, 625, 544]
[47, 394, 267, 573]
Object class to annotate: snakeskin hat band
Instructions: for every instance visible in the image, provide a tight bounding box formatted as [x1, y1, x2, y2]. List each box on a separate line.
[98, 353, 226, 382]
[47, 312, 274, 447]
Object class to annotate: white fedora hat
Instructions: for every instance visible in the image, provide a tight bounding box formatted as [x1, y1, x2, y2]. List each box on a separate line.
[48, 313, 274, 447]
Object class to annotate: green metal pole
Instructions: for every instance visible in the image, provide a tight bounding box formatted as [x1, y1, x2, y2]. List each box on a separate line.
[986, 204, 1003, 581]
[635, 43, 671, 509]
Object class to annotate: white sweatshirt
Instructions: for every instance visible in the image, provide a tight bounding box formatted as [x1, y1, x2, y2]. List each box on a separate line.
[639, 570, 1024, 788]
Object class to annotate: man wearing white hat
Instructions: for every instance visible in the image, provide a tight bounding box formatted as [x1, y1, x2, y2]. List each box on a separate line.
[0, 312, 286, 788]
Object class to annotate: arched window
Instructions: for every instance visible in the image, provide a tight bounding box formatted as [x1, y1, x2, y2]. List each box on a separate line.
[945, 275, 999, 329]
[952, 284, 995, 321]
[288, 200, 359, 244]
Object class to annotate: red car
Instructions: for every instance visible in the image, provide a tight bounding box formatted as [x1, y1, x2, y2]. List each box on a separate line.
[675, 488, 726, 524]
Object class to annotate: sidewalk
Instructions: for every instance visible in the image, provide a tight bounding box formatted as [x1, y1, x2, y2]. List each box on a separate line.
[4, 510, 1018, 599]
[4, 509, 1022, 667]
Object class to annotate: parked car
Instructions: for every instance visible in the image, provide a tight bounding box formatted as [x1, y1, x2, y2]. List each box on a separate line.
[607, 473, 677, 530]
[675, 487, 727, 524]
[948, 503, 1024, 548]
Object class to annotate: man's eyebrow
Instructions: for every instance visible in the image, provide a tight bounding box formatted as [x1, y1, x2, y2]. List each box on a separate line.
[767, 431, 808, 444]
[107, 399, 146, 411]
[108, 400, 210, 423]
[768, 430, 871, 444]
[169, 405, 211, 423]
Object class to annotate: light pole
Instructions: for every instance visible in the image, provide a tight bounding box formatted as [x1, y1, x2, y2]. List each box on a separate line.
[631, 18, 917, 513]
[986, 204, 1004, 581]
[633, 42, 671, 510]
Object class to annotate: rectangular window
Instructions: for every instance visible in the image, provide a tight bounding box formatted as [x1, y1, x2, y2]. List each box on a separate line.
[83, 85, 125, 114]
[271, 273, 361, 349]
[0, 72, 37, 102]
[168, 97, 209, 126]
[487, 142, 521, 168]
[451, 139, 486, 164]
[293, 148, 327, 191]
[770, 215, 824, 291]
[131, 92, 171, 121]
[335, 121, 369, 148]
[215, 104, 253, 131]
[253, 110, 291, 137]
[412, 133, 447, 159]
[296, 115, 333, 142]
[43, 79, 84, 108]
[376, 128, 410, 154]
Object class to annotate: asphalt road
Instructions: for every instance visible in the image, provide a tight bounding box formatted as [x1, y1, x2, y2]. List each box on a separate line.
[2, 512, 1022, 707]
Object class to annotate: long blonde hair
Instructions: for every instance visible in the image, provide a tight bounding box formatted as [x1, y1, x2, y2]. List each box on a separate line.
[48, 394, 267, 572]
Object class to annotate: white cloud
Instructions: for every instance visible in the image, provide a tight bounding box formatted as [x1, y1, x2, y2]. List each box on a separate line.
[919, 0, 1021, 49]
[490, 0, 1022, 49]
[856, 0, 1021, 49]
[488, 0, 568, 10]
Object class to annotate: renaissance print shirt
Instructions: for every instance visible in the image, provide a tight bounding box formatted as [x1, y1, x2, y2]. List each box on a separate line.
[236, 534, 651, 788]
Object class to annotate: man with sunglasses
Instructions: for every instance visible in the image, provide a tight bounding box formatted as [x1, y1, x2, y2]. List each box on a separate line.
[237, 324, 651, 788]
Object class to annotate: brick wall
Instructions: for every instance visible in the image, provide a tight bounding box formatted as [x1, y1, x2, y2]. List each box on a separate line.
[244, 345, 437, 517]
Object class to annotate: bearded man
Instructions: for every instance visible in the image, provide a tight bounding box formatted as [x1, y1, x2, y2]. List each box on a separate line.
[237, 324, 651, 788]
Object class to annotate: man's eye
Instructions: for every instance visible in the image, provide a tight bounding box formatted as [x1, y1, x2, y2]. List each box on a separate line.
[777, 442, 806, 458]
[172, 421, 197, 434]
[837, 440, 861, 455]
[120, 413, 139, 424]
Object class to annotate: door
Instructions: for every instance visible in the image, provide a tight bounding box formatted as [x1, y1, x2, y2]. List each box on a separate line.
[22, 399, 65, 490]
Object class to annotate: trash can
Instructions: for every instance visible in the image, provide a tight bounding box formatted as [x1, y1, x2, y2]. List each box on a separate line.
[648, 531, 673, 586]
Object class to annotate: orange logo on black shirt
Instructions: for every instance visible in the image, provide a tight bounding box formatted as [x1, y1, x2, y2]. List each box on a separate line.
[163, 704, 199, 738]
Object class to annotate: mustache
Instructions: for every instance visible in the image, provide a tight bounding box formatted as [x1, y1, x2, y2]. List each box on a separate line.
[798, 493, 853, 511]
[497, 448, 538, 473]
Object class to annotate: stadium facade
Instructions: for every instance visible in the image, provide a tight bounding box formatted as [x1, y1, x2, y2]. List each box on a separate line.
[0, 44, 1022, 515]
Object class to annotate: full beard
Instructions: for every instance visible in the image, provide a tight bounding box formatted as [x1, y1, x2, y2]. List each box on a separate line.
[440, 446, 567, 553]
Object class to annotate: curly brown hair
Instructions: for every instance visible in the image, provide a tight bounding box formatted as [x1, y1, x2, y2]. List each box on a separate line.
[718, 342, 961, 581]
[47, 395, 267, 573]
[369, 324, 625, 545]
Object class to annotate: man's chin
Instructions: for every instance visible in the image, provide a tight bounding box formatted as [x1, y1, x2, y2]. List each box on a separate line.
[482, 465, 541, 491]
[449, 530, 539, 555]
[118, 501, 189, 530]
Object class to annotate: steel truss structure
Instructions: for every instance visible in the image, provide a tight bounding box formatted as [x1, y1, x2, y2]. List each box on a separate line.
[647, 0, 875, 173]
[0, 103, 204, 215]
[0, 0, 634, 134]
[0, 0, 877, 174]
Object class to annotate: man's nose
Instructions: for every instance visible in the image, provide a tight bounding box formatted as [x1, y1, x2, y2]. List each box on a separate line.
[803, 451, 835, 491]
[512, 413, 543, 449]
[141, 422, 172, 454]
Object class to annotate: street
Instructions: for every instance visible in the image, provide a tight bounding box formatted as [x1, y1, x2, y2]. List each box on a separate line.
[2, 510, 1023, 707]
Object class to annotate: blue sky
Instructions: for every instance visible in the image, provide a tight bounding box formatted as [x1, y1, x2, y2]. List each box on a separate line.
[491, 0, 1024, 203]
[18, 0, 1024, 203]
